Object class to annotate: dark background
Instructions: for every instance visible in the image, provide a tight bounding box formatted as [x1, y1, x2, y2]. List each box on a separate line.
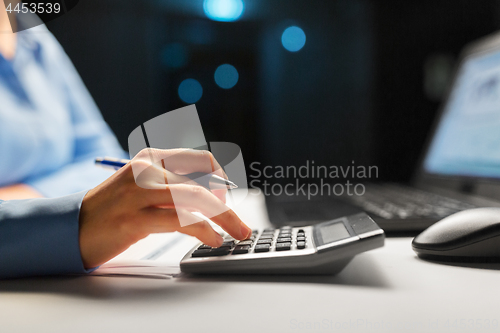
[46, 0, 500, 184]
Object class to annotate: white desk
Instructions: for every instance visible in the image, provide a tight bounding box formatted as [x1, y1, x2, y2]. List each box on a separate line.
[1, 193, 500, 333]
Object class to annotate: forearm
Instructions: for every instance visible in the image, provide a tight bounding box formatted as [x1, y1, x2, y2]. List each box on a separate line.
[0, 192, 93, 279]
[0, 184, 44, 200]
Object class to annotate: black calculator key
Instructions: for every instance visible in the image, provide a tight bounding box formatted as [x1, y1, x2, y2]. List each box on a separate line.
[206, 247, 231, 256]
[232, 245, 251, 254]
[297, 241, 306, 249]
[280, 227, 292, 231]
[277, 237, 292, 243]
[258, 236, 274, 241]
[257, 239, 273, 244]
[264, 228, 275, 232]
[219, 241, 235, 248]
[237, 240, 253, 246]
[197, 244, 212, 250]
[252, 230, 259, 234]
[192, 249, 212, 257]
[279, 234, 292, 238]
[276, 243, 291, 251]
[254, 244, 271, 252]
[298, 229, 305, 233]
[296, 236, 306, 242]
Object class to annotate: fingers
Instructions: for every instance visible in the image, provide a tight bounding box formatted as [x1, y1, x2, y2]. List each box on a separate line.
[142, 208, 224, 247]
[132, 149, 228, 201]
[139, 184, 252, 240]
[211, 189, 227, 203]
[135, 148, 227, 177]
[134, 163, 200, 189]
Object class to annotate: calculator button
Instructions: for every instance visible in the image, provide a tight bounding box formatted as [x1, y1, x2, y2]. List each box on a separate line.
[280, 227, 292, 231]
[254, 244, 271, 252]
[197, 244, 212, 250]
[206, 247, 231, 256]
[192, 249, 212, 257]
[277, 237, 292, 243]
[252, 230, 259, 234]
[279, 234, 292, 238]
[264, 228, 275, 232]
[258, 236, 274, 241]
[237, 240, 253, 246]
[298, 229, 305, 234]
[257, 239, 273, 244]
[297, 241, 306, 249]
[276, 243, 292, 251]
[296, 236, 306, 242]
[232, 245, 251, 254]
[219, 241, 235, 248]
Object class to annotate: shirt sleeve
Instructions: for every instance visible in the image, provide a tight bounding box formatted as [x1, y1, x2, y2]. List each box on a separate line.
[24, 27, 127, 197]
[0, 192, 95, 279]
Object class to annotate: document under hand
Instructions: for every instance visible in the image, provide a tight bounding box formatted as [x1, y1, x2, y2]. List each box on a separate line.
[89, 232, 199, 279]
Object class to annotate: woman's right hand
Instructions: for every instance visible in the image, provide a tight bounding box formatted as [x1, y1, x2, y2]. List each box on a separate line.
[78, 148, 252, 269]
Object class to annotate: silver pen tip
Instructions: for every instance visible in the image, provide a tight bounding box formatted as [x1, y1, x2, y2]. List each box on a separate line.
[227, 181, 238, 189]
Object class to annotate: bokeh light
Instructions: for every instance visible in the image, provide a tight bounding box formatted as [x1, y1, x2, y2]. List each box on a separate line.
[214, 64, 239, 89]
[178, 79, 203, 103]
[281, 26, 307, 52]
[161, 43, 188, 69]
[203, 0, 245, 22]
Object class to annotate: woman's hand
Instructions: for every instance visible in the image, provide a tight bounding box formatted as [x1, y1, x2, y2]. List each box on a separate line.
[78, 149, 252, 269]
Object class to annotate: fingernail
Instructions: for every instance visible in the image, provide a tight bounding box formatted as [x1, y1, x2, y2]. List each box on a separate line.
[240, 223, 252, 240]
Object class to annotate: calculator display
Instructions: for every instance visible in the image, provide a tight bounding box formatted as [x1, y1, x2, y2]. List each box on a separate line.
[319, 222, 351, 244]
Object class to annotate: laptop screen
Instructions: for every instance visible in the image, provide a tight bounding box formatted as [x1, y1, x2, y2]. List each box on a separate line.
[423, 48, 500, 179]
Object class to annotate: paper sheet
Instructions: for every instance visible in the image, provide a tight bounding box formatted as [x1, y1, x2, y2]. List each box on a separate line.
[90, 232, 199, 279]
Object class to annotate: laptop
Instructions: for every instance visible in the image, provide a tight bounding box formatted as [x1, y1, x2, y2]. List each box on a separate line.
[266, 31, 500, 234]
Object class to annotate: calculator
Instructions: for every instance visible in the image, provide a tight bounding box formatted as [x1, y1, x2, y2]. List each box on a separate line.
[180, 213, 385, 275]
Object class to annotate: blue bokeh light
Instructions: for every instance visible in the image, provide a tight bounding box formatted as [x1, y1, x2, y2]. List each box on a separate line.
[214, 64, 239, 89]
[203, 0, 245, 22]
[178, 79, 203, 104]
[161, 43, 188, 69]
[281, 26, 307, 52]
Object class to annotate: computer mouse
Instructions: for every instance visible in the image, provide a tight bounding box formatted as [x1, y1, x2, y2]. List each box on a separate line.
[412, 207, 500, 261]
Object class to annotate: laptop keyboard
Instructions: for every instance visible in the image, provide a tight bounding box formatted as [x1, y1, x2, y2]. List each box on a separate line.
[343, 183, 477, 219]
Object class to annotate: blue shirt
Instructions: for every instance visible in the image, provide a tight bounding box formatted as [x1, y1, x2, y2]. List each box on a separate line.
[0, 192, 93, 279]
[0, 22, 125, 197]
[0, 21, 126, 278]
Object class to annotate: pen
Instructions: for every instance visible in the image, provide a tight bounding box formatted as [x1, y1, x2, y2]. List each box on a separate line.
[95, 157, 238, 190]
